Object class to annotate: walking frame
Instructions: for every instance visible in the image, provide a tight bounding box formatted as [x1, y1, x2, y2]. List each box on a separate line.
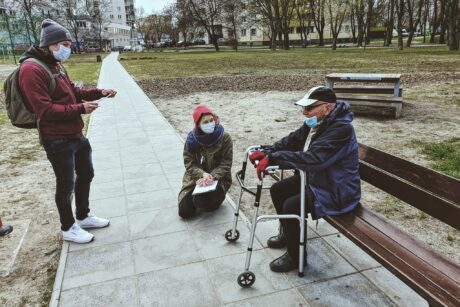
[224, 145, 307, 288]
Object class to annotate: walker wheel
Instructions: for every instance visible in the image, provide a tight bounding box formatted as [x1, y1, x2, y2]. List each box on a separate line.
[225, 229, 240, 242]
[237, 271, 256, 288]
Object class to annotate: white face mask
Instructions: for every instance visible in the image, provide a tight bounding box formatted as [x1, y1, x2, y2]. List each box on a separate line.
[53, 44, 71, 62]
[200, 122, 215, 134]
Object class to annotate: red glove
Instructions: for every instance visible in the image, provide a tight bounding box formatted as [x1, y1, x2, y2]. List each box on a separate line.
[249, 151, 266, 164]
[256, 156, 269, 180]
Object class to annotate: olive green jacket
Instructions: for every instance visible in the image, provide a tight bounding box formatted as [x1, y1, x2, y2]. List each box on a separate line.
[178, 132, 233, 204]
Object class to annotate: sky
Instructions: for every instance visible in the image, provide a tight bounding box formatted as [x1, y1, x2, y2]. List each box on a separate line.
[134, 0, 175, 14]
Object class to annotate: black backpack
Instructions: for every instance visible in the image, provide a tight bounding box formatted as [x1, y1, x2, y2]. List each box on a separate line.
[3, 58, 57, 129]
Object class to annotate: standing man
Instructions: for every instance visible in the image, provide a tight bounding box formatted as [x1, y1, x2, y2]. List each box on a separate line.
[249, 86, 361, 272]
[18, 19, 117, 243]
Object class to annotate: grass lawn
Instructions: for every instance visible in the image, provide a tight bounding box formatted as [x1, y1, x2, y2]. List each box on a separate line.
[65, 52, 107, 85]
[120, 46, 459, 80]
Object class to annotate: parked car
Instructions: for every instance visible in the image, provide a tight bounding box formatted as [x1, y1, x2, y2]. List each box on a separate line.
[401, 29, 409, 37]
[86, 45, 100, 52]
[162, 39, 176, 47]
[154, 41, 166, 48]
[217, 38, 229, 45]
[193, 38, 206, 45]
[176, 40, 192, 47]
[123, 45, 132, 51]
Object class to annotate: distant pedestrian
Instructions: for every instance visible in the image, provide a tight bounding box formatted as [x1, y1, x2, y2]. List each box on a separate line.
[18, 19, 117, 243]
[178, 104, 233, 219]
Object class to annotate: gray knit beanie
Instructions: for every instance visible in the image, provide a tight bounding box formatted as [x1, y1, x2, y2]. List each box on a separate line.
[39, 19, 72, 48]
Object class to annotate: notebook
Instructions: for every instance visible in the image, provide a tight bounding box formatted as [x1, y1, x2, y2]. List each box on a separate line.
[192, 180, 218, 195]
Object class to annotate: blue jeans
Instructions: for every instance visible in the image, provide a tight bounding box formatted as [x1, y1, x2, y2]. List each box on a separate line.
[43, 136, 94, 231]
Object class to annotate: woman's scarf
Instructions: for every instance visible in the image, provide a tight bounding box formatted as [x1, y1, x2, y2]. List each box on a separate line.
[186, 124, 225, 153]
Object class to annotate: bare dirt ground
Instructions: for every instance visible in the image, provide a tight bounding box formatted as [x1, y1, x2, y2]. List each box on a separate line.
[140, 72, 460, 264]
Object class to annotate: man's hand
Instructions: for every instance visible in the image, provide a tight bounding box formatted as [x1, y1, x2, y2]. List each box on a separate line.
[256, 157, 269, 180]
[196, 172, 214, 187]
[82, 102, 99, 114]
[249, 151, 265, 165]
[101, 89, 117, 98]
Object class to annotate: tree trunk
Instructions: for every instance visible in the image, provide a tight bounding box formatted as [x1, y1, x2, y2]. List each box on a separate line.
[448, 0, 460, 50]
[365, 0, 374, 45]
[439, 0, 448, 43]
[397, 0, 405, 50]
[385, 0, 395, 46]
[430, 0, 438, 43]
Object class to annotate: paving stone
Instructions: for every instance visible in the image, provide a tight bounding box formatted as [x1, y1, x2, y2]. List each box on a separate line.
[153, 148, 184, 162]
[122, 163, 163, 180]
[149, 134, 183, 145]
[124, 175, 170, 195]
[62, 242, 134, 290]
[362, 267, 428, 307]
[128, 207, 186, 240]
[126, 189, 177, 213]
[92, 154, 121, 171]
[120, 153, 159, 168]
[298, 272, 396, 307]
[92, 167, 123, 184]
[166, 171, 184, 189]
[223, 289, 308, 307]
[283, 237, 357, 287]
[119, 136, 151, 148]
[306, 217, 338, 237]
[204, 252, 291, 304]
[323, 233, 380, 271]
[159, 160, 185, 174]
[137, 262, 221, 307]
[90, 140, 120, 152]
[59, 277, 137, 307]
[185, 201, 239, 229]
[89, 196, 127, 218]
[89, 180, 125, 200]
[191, 222, 263, 260]
[69, 216, 130, 252]
[132, 231, 202, 274]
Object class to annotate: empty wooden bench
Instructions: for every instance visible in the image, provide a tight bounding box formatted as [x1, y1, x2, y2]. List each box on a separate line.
[326, 73, 403, 118]
[325, 144, 460, 306]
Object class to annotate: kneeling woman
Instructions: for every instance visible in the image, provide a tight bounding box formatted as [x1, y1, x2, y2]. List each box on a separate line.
[178, 104, 233, 219]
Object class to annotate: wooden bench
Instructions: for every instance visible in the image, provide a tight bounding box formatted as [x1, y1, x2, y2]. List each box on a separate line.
[325, 144, 460, 306]
[272, 143, 459, 306]
[326, 73, 403, 118]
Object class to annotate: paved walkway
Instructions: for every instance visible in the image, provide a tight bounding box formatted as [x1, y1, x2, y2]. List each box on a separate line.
[50, 53, 427, 307]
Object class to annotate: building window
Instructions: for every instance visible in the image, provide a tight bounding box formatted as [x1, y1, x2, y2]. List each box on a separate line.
[345, 25, 350, 32]
[296, 27, 302, 33]
[110, 14, 114, 19]
[242, 16, 246, 23]
[118, 15, 122, 19]
[250, 28, 256, 36]
[117, 6, 121, 11]
[241, 29, 247, 36]
[77, 21, 87, 28]
[289, 27, 294, 34]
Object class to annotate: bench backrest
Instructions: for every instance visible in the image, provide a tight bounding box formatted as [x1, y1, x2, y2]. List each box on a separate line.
[358, 143, 460, 230]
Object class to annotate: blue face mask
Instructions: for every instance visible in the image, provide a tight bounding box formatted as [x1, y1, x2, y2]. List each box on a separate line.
[53, 44, 71, 62]
[304, 116, 320, 128]
[200, 122, 215, 134]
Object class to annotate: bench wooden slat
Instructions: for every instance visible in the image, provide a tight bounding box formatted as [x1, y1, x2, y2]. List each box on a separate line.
[356, 207, 460, 284]
[337, 94, 403, 103]
[326, 209, 460, 307]
[358, 144, 460, 204]
[326, 73, 401, 83]
[333, 85, 403, 96]
[359, 162, 460, 230]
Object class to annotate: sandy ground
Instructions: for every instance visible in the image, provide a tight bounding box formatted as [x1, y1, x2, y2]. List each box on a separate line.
[144, 80, 460, 265]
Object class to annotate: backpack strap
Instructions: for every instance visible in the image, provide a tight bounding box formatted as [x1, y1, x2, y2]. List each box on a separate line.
[23, 58, 57, 95]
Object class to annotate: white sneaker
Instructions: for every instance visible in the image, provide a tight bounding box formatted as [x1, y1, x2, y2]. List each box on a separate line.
[77, 214, 110, 229]
[63, 223, 94, 243]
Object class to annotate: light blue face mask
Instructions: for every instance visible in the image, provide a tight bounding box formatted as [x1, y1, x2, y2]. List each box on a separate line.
[53, 44, 71, 62]
[200, 122, 215, 134]
[304, 116, 320, 128]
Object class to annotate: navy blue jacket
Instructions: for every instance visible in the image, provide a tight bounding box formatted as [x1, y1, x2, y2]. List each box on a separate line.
[268, 101, 361, 218]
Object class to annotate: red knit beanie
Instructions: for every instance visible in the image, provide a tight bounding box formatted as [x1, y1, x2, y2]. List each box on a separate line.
[192, 104, 218, 126]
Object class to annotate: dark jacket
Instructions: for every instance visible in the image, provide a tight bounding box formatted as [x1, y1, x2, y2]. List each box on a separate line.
[268, 101, 361, 218]
[179, 132, 233, 204]
[18, 45, 104, 140]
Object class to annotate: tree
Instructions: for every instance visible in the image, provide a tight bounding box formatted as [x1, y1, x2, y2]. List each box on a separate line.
[447, 0, 460, 50]
[326, 0, 348, 50]
[222, 0, 244, 51]
[279, 0, 296, 50]
[173, 0, 195, 45]
[309, 0, 326, 46]
[396, 0, 405, 50]
[405, 0, 424, 47]
[55, 0, 86, 53]
[429, 0, 438, 43]
[13, 0, 51, 45]
[384, 0, 396, 46]
[250, 0, 279, 50]
[188, 0, 223, 51]
[295, 0, 313, 47]
[86, 0, 111, 50]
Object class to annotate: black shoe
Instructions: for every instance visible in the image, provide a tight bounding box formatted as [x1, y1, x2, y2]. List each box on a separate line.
[0, 224, 13, 237]
[267, 232, 287, 248]
[269, 252, 299, 272]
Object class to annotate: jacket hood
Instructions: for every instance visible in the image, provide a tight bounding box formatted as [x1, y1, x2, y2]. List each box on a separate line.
[326, 100, 354, 124]
[19, 45, 58, 65]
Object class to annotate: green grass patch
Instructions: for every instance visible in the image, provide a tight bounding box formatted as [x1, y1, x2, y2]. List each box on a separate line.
[64, 53, 107, 85]
[121, 47, 459, 80]
[411, 137, 460, 179]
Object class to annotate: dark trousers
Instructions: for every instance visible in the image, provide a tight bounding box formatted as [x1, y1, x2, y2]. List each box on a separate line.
[178, 185, 226, 219]
[270, 175, 309, 261]
[43, 136, 94, 231]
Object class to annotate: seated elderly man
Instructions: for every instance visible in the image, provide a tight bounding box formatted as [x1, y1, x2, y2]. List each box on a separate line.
[249, 86, 361, 272]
